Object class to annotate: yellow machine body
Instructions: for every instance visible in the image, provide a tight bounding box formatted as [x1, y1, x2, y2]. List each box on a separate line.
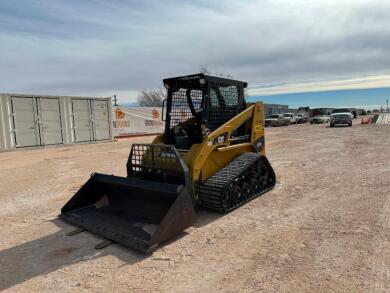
[61, 74, 275, 253]
[152, 102, 266, 198]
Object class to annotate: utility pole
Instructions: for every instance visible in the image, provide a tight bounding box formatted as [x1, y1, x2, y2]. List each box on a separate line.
[113, 94, 118, 107]
[387, 99, 389, 113]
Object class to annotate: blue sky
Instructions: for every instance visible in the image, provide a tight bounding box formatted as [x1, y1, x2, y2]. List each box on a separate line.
[1, 1, 390, 108]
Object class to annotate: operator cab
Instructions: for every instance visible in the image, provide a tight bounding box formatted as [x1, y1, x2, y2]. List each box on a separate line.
[162, 73, 247, 150]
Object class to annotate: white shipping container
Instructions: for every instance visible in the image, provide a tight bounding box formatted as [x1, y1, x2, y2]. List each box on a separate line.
[0, 93, 113, 151]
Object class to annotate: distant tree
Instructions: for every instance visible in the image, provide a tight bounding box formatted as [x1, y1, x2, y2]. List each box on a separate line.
[367, 110, 372, 114]
[137, 88, 164, 107]
[360, 109, 367, 115]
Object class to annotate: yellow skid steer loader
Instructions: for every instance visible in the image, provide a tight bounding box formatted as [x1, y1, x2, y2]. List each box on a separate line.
[61, 73, 276, 252]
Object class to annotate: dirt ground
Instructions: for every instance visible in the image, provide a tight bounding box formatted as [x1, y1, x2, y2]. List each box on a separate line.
[0, 123, 389, 292]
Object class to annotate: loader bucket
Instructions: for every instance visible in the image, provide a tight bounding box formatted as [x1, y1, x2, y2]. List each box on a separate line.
[60, 144, 196, 253]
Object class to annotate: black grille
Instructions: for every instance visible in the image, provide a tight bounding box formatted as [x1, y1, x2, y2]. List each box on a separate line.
[207, 83, 245, 131]
[127, 144, 185, 183]
[170, 89, 202, 127]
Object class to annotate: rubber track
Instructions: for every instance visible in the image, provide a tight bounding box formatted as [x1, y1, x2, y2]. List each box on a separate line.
[198, 152, 275, 212]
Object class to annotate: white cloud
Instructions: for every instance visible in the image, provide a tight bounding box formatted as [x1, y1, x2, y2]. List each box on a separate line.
[0, 0, 390, 102]
[248, 74, 390, 96]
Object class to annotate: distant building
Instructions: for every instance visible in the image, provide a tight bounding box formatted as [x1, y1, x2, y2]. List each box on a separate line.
[297, 107, 310, 117]
[263, 104, 289, 117]
[263, 104, 367, 118]
[310, 108, 334, 117]
[350, 108, 367, 117]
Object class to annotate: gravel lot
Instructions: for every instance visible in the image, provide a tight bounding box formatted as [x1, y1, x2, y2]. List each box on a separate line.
[0, 123, 389, 292]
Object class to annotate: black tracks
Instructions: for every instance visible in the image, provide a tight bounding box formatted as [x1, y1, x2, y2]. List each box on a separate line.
[198, 152, 276, 212]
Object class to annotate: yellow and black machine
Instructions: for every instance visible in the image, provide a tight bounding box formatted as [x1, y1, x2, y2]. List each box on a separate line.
[61, 73, 276, 252]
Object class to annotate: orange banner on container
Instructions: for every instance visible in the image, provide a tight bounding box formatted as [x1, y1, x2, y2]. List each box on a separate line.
[116, 109, 125, 119]
[152, 109, 159, 119]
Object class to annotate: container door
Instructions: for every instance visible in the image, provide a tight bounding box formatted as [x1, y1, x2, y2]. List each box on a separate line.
[72, 99, 93, 142]
[38, 98, 63, 145]
[11, 97, 40, 147]
[92, 99, 110, 140]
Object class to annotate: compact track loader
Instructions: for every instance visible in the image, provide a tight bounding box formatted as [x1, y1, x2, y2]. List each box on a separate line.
[61, 73, 276, 252]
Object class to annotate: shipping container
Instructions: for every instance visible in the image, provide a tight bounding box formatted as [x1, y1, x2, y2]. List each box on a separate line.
[0, 93, 113, 151]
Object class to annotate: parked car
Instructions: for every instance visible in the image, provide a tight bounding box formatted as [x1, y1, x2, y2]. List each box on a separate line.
[265, 114, 290, 127]
[310, 115, 330, 124]
[330, 108, 353, 127]
[283, 113, 299, 124]
[297, 115, 308, 123]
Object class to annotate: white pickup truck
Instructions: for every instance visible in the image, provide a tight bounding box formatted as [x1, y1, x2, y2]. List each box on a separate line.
[283, 113, 299, 124]
[265, 114, 290, 127]
[330, 108, 353, 127]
